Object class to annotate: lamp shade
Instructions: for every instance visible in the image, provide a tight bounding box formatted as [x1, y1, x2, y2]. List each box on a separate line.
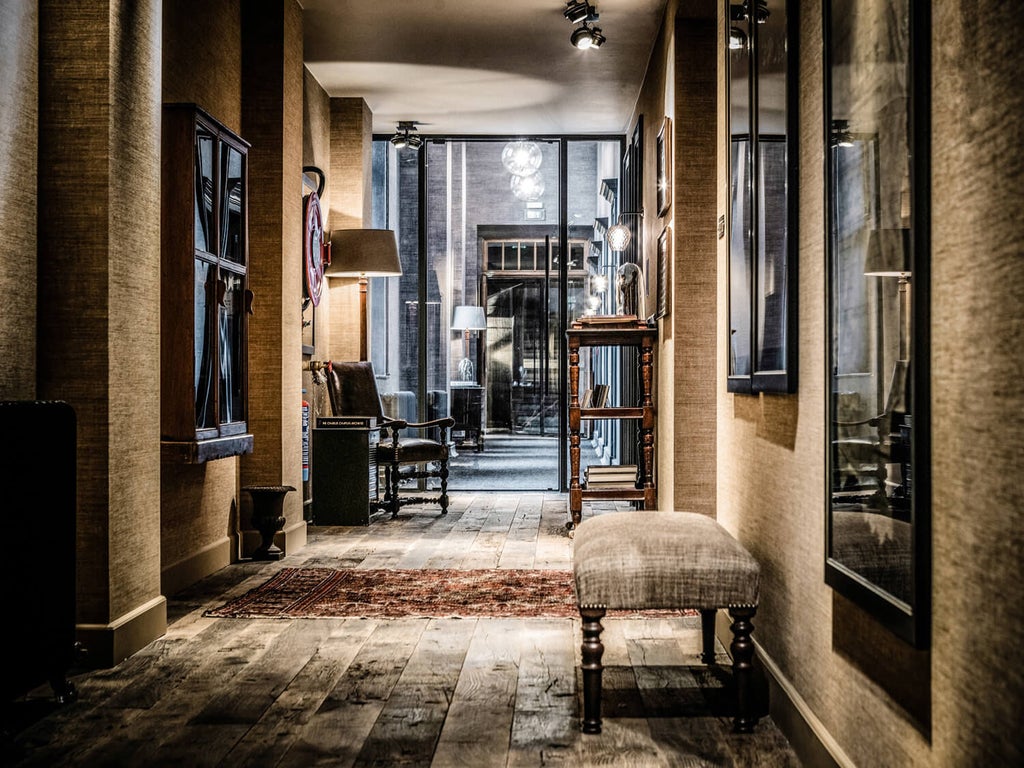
[452, 305, 487, 331]
[864, 228, 911, 277]
[325, 229, 402, 277]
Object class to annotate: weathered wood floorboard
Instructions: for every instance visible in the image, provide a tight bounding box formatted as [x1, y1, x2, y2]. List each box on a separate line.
[4, 492, 801, 768]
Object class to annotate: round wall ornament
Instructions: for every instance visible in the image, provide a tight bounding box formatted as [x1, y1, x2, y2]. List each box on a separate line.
[303, 190, 325, 306]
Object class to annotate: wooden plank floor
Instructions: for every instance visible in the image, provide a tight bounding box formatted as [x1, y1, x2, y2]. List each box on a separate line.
[3, 494, 801, 767]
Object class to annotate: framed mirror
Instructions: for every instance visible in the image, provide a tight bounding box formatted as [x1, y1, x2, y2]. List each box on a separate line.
[824, 0, 930, 646]
[726, 0, 798, 394]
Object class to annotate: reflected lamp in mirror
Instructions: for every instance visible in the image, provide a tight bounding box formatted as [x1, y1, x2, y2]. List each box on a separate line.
[452, 305, 487, 383]
[326, 229, 402, 361]
[865, 228, 912, 360]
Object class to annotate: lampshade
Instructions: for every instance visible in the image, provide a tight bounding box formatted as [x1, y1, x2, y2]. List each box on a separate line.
[452, 305, 487, 331]
[325, 229, 402, 277]
[864, 229, 911, 277]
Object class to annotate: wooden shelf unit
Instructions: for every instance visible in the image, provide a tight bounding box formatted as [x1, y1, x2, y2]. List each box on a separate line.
[566, 323, 656, 528]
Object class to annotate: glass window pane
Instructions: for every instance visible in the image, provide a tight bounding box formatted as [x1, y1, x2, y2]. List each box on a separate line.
[219, 271, 245, 424]
[194, 132, 215, 254]
[730, 139, 753, 377]
[194, 259, 216, 428]
[756, 139, 787, 371]
[220, 145, 245, 264]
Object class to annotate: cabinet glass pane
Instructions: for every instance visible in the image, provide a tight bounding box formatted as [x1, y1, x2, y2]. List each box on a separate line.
[194, 259, 216, 428]
[220, 145, 245, 264]
[219, 271, 246, 424]
[194, 132, 215, 254]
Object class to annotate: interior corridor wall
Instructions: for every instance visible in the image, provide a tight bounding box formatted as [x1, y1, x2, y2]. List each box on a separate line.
[715, 1, 1024, 765]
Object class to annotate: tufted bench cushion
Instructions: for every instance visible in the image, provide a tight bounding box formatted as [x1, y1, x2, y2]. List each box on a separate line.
[572, 510, 761, 734]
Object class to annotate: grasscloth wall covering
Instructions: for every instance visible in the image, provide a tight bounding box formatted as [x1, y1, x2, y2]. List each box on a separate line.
[159, 0, 242, 596]
[240, 0, 306, 550]
[0, 0, 37, 400]
[714, 1, 1024, 765]
[38, 0, 164, 664]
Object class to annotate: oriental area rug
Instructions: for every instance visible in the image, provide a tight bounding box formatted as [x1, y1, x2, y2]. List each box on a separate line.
[205, 567, 694, 620]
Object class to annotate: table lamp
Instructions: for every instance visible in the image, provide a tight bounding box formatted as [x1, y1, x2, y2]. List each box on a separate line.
[451, 305, 487, 382]
[326, 229, 402, 361]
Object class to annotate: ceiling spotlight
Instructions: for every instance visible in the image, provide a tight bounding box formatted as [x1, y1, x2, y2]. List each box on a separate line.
[571, 22, 605, 50]
[390, 121, 422, 150]
[563, 0, 595, 24]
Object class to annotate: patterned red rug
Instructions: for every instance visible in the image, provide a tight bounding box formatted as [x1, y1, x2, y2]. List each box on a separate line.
[204, 567, 694, 620]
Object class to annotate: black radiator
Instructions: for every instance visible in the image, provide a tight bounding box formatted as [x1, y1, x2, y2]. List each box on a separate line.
[0, 401, 78, 703]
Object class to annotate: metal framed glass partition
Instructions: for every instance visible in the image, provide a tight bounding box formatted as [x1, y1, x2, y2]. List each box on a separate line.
[370, 136, 624, 492]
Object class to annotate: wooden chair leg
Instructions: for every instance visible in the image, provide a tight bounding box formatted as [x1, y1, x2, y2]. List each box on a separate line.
[388, 461, 401, 518]
[438, 457, 449, 515]
[700, 609, 717, 664]
[728, 606, 758, 733]
[579, 606, 606, 734]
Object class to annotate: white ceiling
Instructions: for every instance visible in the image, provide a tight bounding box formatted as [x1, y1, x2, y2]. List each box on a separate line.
[301, 0, 669, 137]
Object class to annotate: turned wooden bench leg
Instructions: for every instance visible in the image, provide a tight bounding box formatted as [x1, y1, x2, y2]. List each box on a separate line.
[728, 606, 758, 733]
[580, 605, 606, 734]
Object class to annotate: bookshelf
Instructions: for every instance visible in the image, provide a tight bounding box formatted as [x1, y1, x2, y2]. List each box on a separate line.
[566, 322, 656, 528]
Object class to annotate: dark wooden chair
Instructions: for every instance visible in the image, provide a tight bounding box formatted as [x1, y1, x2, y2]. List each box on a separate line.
[326, 361, 455, 517]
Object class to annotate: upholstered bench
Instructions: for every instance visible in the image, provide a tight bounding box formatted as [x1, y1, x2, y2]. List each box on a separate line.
[572, 510, 761, 734]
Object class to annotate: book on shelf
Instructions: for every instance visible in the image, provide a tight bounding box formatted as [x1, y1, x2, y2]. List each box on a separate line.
[580, 388, 594, 408]
[584, 464, 639, 486]
[590, 384, 609, 408]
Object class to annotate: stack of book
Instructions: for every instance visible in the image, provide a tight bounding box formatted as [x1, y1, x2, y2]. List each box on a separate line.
[584, 464, 639, 489]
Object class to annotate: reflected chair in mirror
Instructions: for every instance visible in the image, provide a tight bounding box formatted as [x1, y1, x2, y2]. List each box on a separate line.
[832, 360, 910, 516]
[326, 361, 455, 517]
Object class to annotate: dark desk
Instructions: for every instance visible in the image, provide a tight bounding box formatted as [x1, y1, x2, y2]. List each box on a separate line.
[450, 384, 484, 451]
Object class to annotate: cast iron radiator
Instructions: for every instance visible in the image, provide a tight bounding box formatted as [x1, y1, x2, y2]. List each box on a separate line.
[0, 400, 78, 704]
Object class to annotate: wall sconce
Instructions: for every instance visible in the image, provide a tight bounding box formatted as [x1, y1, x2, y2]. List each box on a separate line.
[606, 210, 644, 252]
[326, 229, 403, 361]
[451, 305, 487, 382]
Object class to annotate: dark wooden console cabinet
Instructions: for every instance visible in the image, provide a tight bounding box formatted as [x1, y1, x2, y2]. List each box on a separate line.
[311, 423, 379, 525]
[566, 324, 656, 528]
[450, 384, 484, 451]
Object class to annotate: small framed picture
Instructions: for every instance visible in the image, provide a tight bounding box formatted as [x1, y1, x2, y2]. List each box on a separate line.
[656, 117, 672, 217]
[656, 227, 670, 319]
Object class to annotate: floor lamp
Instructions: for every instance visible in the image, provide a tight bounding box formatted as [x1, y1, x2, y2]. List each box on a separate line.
[451, 305, 487, 383]
[326, 229, 403, 361]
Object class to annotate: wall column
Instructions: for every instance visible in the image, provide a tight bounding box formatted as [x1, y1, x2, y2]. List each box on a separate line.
[37, 0, 166, 666]
[672, 9, 718, 516]
[240, 0, 306, 554]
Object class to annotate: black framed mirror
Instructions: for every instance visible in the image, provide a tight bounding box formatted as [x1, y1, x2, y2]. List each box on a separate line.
[824, 0, 930, 646]
[726, 0, 798, 394]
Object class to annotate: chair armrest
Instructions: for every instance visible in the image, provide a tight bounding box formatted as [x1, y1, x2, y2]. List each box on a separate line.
[406, 416, 456, 429]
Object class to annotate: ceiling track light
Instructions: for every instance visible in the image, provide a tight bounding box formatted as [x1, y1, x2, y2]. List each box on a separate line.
[563, 0, 596, 24]
[571, 21, 605, 50]
[390, 121, 423, 150]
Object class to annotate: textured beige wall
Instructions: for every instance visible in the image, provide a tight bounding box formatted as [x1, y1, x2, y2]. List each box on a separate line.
[325, 97, 374, 363]
[161, 0, 242, 134]
[240, 0, 306, 545]
[37, 0, 163, 634]
[716, 1, 1024, 765]
[159, 0, 242, 583]
[671, 6, 718, 516]
[0, 0, 37, 400]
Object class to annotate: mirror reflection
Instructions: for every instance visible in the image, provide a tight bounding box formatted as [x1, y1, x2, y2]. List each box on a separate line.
[826, 0, 922, 622]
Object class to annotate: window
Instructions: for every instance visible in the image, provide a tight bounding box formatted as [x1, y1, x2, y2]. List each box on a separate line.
[162, 104, 253, 462]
